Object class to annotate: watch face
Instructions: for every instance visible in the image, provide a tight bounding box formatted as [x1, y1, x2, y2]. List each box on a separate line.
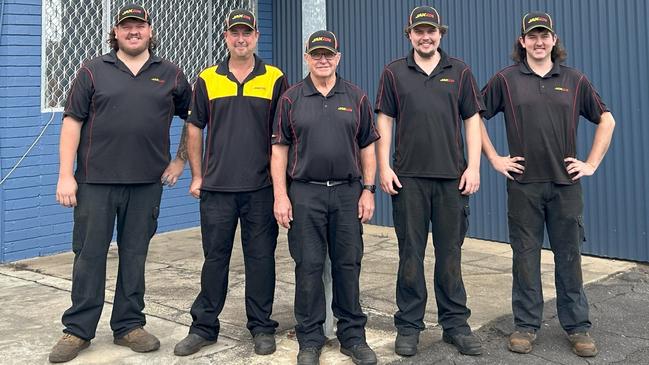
[363, 184, 376, 193]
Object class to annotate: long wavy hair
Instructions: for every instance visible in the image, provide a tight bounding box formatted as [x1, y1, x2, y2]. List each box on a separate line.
[511, 33, 567, 63]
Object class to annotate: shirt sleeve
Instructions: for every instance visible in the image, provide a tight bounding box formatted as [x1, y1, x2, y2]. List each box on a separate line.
[63, 67, 94, 123]
[374, 67, 398, 118]
[272, 95, 293, 145]
[357, 94, 380, 148]
[481, 73, 505, 120]
[173, 69, 192, 120]
[458, 68, 486, 119]
[187, 77, 209, 129]
[579, 76, 609, 124]
[268, 74, 289, 134]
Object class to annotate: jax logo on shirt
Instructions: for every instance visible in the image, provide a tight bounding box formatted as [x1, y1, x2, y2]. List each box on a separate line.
[150, 77, 166, 84]
[554, 86, 569, 92]
[439, 78, 456, 83]
[337, 106, 353, 112]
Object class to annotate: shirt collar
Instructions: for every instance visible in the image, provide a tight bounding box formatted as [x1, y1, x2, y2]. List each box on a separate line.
[216, 54, 265, 78]
[302, 73, 346, 97]
[519, 59, 562, 78]
[406, 47, 452, 74]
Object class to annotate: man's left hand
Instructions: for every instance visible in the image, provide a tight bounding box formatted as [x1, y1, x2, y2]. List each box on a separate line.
[459, 167, 480, 195]
[161, 158, 186, 187]
[358, 190, 375, 223]
[565, 157, 596, 180]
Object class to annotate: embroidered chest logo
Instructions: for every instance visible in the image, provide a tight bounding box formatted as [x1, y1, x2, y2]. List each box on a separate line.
[554, 86, 569, 92]
[337, 106, 353, 112]
[150, 77, 166, 84]
[439, 78, 456, 83]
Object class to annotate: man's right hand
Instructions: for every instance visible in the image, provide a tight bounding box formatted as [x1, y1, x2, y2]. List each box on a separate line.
[379, 167, 402, 195]
[56, 175, 78, 208]
[274, 195, 293, 229]
[189, 177, 202, 199]
[490, 155, 525, 180]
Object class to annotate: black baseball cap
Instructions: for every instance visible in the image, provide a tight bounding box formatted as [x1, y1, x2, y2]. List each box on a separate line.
[305, 30, 339, 54]
[226, 9, 257, 30]
[407, 6, 447, 30]
[115, 4, 151, 25]
[521, 12, 554, 35]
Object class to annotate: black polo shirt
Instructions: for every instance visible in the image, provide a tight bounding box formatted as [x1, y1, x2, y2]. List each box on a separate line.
[63, 50, 191, 184]
[188, 55, 287, 192]
[375, 48, 485, 179]
[481, 61, 609, 184]
[272, 75, 379, 182]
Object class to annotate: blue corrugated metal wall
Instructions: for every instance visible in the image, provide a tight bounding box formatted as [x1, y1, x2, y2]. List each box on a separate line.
[272, 0, 302, 84]
[324, 0, 649, 262]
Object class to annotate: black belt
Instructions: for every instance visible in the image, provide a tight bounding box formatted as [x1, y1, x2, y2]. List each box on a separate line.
[304, 178, 359, 187]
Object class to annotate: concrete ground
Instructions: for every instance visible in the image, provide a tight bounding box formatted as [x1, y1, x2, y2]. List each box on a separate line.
[0, 225, 639, 365]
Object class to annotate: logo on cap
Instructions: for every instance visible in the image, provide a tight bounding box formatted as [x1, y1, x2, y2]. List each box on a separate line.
[528, 16, 549, 24]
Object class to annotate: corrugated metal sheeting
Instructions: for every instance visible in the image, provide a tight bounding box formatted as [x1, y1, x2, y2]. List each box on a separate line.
[273, 0, 649, 262]
[272, 0, 303, 84]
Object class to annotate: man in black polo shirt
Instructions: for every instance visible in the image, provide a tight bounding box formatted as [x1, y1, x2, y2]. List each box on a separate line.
[271, 30, 379, 365]
[173, 9, 288, 358]
[375, 6, 484, 357]
[49, 4, 191, 363]
[481, 12, 615, 357]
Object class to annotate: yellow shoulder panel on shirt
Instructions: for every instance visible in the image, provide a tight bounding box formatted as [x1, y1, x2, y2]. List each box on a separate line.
[243, 65, 284, 100]
[200, 66, 238, 100]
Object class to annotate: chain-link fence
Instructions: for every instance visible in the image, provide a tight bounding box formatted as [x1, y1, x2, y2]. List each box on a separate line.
[42, 0, 256, 111]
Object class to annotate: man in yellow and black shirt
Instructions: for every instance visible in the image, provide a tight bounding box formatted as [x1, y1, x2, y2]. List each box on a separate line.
[174, 9, 288, 357]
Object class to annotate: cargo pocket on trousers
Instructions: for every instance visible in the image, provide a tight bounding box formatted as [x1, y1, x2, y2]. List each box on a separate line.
[577, 215, 586, 243]
[149, 206, 160, 239]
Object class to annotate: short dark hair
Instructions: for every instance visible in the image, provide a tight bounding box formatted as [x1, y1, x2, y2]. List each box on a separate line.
[108, 28, 158, 52]
[511, 32, 567, 63]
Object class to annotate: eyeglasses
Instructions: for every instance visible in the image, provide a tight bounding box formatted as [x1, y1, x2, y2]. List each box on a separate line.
[309, 52, 337, 60]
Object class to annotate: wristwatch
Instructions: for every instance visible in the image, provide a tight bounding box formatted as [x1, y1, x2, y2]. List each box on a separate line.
[362, 184, 376, 193]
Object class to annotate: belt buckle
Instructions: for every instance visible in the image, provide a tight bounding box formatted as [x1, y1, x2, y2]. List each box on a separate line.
[326, 180, 334, 187]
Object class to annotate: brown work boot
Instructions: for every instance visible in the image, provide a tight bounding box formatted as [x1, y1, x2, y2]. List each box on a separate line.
[49, 333, 90, 363]
[114, 327, 160, 352]
[568, 332, 598, 357]
[508, 331, 536, 354]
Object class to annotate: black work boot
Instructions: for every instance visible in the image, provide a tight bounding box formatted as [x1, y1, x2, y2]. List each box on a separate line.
[253, 333, 276, 355]
[340, 342, 377, 365]
[442, 331, 483, 356]
[174, 333, 216, 356]
[395, 332, 419, 356]
[297, 347, 321, 365]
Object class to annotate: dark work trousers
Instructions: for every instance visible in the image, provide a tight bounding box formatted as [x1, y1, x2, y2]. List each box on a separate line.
[189, 186, 279, 341]
[62, 182, 162, 341]
[507, 180, 590, 334]
[392, 177, 472, 336]
[287, 181, 367, 349]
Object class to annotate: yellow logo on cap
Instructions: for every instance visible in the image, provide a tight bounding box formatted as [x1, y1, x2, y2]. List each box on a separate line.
[416, 12, 435, 19]
[312, 36, 332, 43]
[528, 16, 549, 23]
[232, 14, 252, 20]
[122, 9, 143, 16]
